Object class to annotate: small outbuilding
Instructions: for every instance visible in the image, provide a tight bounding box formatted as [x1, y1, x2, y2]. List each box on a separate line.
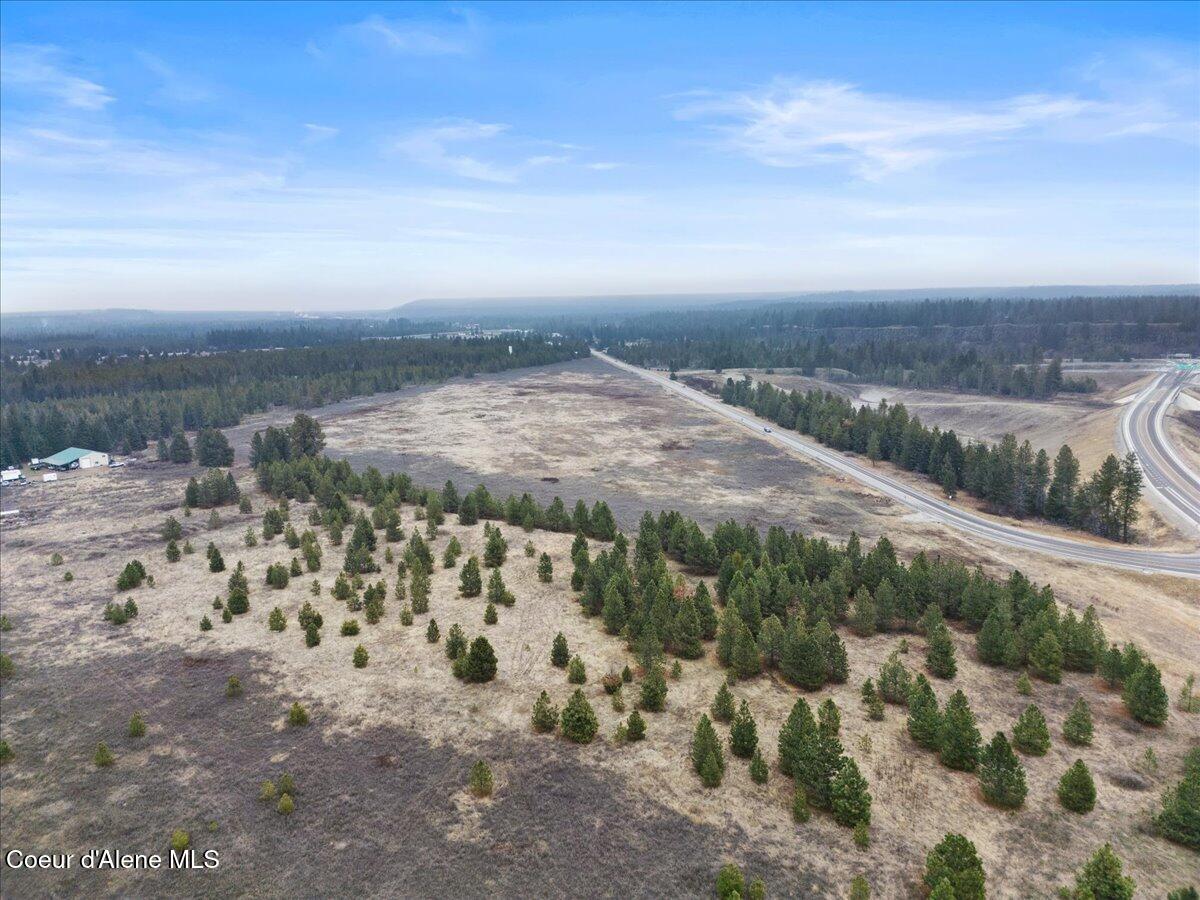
[36, 447, 110, 471]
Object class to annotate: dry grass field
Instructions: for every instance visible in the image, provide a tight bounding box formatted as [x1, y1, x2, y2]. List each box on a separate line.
[2, 360, 1197, 898]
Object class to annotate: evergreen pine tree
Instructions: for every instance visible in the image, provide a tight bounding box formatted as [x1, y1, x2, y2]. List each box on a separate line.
[567, 655, 586, 684]
[639, 664, 668, 712]
[778, 696, 815, 778]
[693, 581, 719, 640]
[1123, 663, 1169, 725]
[459, 556, 483, 597]
[463, 636, 498, 683]
[976, 601, 1016, 666]
[550, 632, 570, 667]
[926, 624, 957, 679]
[780, 619, 826, 691]
[268, 607, 286, 631]
[1058, 759, 1097, 813]
[601, 579, 626, 635]
[445, 623, 466, 660]
[716, 601, 744, 667]
[691, 714, 724, 787]
[749, 748, 769, 784]
[1012, 704, 1050, 756]
[729, 700, 758, 758]
[1154, 762, 1200, 850]
[1028, 630, 1064, 683]
[831, 757, 872, 828]
[938, 690, 982, 772]
[731, 623, 762, 678]
[978, 732, 1027, 808]
[537, 552, 553, 582]
[560, 689, 598, 743]
[923, 833, 986, 900]
[711, 683, 735, 723]
[715, 864, 744, 900]
[671, 596, 704, 659]
[1071, 844, 1134, 900]
[850, 586, 876, 637]
[626, 709, 647, 742]
[531, 691, 559, 733]
[907, 674, 943, 749]
[877, 652, 912, 704]
[1063, 697, 1094, 746]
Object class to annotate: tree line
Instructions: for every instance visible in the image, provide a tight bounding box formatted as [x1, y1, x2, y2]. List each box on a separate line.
[595, 294, 1198, 398]
[719, 375, 1143, 542]
[0, 336, 584, 467]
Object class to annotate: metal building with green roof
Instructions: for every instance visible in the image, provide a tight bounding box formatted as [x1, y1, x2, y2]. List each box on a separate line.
[35, 447, 110, 471]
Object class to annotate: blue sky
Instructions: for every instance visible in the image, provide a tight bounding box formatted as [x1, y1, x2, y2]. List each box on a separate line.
[2, 1, 1197, 311]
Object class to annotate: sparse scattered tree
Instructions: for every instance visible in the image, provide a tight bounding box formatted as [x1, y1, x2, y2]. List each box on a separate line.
[938, 690, 981, 772]
[639, 664, 668, 712]
[1123, 662, 1169, 726]
[1058, 759, 1097, 813]
[830, 757, 872, 828]
[463, 636, 498, 683]
[691, 713, 724, 787]
[460, 556, 483, 597]
[729, 700, 758, 758]
[1070, 844, 1134, 900]
[1063, 697, 1094, 746]
[923, 833, 985, 900]
[550, 633, 570, 668]
[287, 702, 309, 726]
[93, 741, 115, 767]
[532, 691, 559, 733]
[560, 689, 598, 743]
[469, 760, 494, 797]
[978, 732, 1027, 809]
[1013, 704, 1050, 756]
[711, 683, 735, 723]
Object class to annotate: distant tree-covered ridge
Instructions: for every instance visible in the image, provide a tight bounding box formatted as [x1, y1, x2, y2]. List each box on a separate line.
[600, 295, 1198, 398]
[0, 335, 584, 467]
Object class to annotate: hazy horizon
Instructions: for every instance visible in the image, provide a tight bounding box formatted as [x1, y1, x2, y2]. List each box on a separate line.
[2, 282, 1198, 319]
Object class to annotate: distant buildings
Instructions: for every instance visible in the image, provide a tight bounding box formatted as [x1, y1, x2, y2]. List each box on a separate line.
[32, 447, 110, 471]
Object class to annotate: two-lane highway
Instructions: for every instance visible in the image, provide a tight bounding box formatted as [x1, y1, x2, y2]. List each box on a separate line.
[592, 350, 1200, 579]
[1119, 368, 1200, 536]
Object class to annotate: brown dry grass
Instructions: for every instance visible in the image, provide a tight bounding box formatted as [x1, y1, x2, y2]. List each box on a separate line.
[2, 438, 1197, 897]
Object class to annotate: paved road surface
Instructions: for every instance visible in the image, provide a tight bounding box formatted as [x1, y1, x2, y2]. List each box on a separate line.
[1119, 368, 1200, 536]
[592, 350, 1200, 579]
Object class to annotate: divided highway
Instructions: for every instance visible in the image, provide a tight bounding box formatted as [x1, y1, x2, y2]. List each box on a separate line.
[1119, 368, 1200, 536]
[592, 350, 1200, 579]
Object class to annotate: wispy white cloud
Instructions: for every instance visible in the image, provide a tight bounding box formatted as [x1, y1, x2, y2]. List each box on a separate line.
[393, 120, 517, 182]
[586, 161, 621, 171]
[136, 52, 214, 105]
[338, 11, 478, 57]
[1, 44, 113, 110]
[392, 122, 614, 182]
[303, 123, 339, 144]
[676, 80, 1096, 178]
[676, 73, 1197, 179]
[525, 154, 570, 167]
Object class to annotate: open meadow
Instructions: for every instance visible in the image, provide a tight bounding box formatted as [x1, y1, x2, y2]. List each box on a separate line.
[2, 361, 1197, 898]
